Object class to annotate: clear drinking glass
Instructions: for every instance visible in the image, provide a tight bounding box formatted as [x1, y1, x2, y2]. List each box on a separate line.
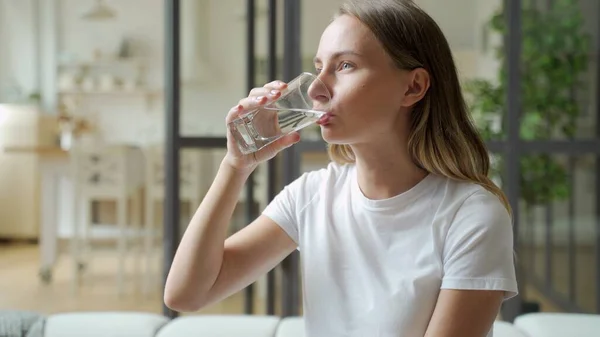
[228, 72, 331, 154]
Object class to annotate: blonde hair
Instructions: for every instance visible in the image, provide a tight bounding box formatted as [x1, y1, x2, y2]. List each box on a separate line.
[330, 0, 511, 214]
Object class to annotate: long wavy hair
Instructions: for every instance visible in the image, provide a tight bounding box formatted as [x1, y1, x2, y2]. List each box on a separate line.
[330, 0, 511, 214]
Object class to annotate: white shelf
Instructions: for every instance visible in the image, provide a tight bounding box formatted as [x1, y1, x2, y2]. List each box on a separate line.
[58, 57, 148, 69]
[58, 89, 161, 96]
[57, 89, 163, 111]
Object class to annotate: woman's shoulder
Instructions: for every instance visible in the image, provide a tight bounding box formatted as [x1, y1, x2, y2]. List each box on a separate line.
[440, 178, 512, 223]
[436, 177, 512, 231]
[437, 177, 504, 208]
[269, 161, 353, 214]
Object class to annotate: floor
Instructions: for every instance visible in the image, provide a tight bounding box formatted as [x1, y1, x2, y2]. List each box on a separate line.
[524, 245, 598, 313]
[0, 241, 582, 318]
[0, 242, 277, 316]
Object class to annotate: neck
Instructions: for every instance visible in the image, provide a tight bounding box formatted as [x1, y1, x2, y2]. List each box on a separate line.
[351, 136, 428, 200]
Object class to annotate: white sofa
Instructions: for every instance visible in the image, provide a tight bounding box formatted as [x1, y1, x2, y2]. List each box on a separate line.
[273, 317, 533, 337]
[513, 312, 600, 337]
[4, 311, 600, 337]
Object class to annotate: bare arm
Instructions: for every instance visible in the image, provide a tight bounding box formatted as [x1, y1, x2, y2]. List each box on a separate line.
[164, 159, 298, 312]
[201, 213, 297, 308]
[164, 80, 299, 312]
[424, 289, 505, 337]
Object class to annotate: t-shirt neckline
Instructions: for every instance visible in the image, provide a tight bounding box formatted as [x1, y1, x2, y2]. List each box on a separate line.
[351, 165, 440, 210]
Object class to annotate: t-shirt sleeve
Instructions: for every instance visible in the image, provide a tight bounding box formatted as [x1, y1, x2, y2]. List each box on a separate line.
[441, 189, 519, 300]
[262, 178, 301, 244]
[261, 168, 323, 245]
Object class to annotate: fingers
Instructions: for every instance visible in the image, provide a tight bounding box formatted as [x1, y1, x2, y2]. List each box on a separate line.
[236, 95, 269, 114]
[277, 131, 301, 147]
[264, 80, 288, 91]
[248, 87, 270, 97]
[254, 131, 301, 162]
[238, 87, 283, 112]
[225, 91, 278, 123]
[245, 89, 280, 106]
[226, 95, 268, 125]
[247, 80, 287, 100]
[225, 104, 244, 124]
[248, 87, 281, 98]
[227, 80, 288, 124]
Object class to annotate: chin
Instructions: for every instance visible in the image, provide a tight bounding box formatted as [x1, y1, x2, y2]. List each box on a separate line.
[320, 127, 351, 145]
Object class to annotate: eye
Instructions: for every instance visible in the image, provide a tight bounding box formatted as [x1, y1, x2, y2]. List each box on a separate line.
[340, 62, 354, 71]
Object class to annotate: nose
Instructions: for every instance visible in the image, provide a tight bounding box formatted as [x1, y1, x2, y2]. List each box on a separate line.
[307, 74, 332, 111]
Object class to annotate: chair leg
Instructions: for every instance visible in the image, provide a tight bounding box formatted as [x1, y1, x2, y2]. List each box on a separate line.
[117, 196, 127, 297]
[71, 198, 81, 295]
[132, 189, 143, 292]
[71, 196, 91, 294]
[82, 199, 91, 276]
[143, 196, 155, 296]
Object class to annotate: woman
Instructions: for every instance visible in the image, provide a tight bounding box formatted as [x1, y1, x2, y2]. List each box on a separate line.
[165, 0, 518, 336]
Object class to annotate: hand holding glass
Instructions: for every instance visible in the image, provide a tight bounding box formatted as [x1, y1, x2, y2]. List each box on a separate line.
[228, 72, 331, 155]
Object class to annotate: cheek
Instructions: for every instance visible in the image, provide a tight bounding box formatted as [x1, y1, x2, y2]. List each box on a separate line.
[338, 86, 367, 116]
[338, 83, 400, 124]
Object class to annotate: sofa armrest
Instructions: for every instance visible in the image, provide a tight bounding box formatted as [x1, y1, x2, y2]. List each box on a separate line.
[275, 317, 305, 337]
[493, 320, 528, 337]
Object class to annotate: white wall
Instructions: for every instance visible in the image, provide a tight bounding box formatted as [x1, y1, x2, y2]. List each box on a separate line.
[417, 0, 478, 49]
[416, 0, 504, 82]
[0, 1, 5, 100]
[55, 0, 166, 143]
[179, 0, 248, 138]
[52, 0, 266, 142]
[0, 104, 40, 239]
[300, 0, 343, 58]
[0, 0, 39, 103]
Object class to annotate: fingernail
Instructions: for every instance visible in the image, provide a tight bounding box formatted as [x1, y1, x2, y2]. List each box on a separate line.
[255, 96, 264, 101]
[270, 90, 279, 96]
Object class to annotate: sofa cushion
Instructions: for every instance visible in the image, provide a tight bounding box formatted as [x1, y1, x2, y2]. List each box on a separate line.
[514, 313, 600, 337]
[493, 320, 528, 337]
[156, 315, 281, 337]
[44, 312, 169, 337]
[275, 317, 526, 337]
[0, 310, 46, 337]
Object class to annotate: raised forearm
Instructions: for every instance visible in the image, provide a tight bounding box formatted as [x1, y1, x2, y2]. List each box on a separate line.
[164, 159, 254, 310]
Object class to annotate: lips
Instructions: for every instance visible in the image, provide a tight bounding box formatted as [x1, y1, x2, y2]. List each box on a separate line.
[317, 112, 333, 125]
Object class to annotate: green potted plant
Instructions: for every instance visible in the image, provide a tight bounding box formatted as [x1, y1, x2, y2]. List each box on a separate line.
[465, 0, 591, 210]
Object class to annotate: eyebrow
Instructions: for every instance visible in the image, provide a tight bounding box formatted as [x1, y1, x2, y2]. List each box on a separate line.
[313, 50, 363, 64]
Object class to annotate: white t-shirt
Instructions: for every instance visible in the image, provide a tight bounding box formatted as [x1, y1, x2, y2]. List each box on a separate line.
[262, 162, 518, 337]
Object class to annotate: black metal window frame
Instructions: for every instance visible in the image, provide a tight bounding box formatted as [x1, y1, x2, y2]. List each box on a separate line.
[496, 0, 600, 321]
[163, 0, 600, 322]
[162, 0, 300, 318]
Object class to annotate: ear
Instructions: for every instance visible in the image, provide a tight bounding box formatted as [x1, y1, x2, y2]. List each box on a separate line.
[400, 68, 430, 107]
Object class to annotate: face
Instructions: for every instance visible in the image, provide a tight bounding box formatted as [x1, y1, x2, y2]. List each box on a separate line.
[309, 14, 429, 145]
